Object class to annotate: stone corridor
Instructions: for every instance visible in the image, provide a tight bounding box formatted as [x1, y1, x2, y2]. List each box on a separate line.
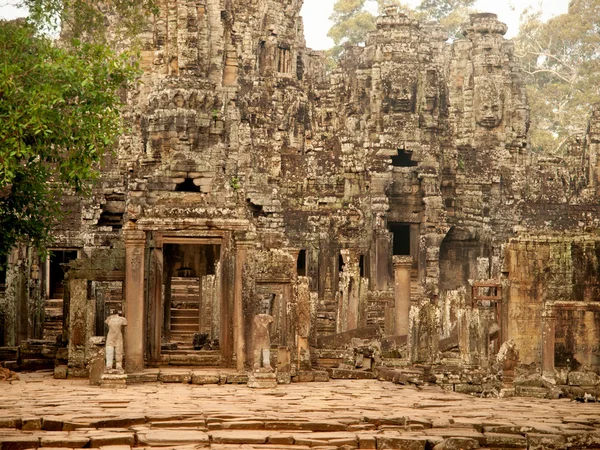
[1, 372, 599, 449]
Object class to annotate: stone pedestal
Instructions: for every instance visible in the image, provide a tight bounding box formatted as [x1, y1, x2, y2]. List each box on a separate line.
[393, 256, 412, 336]
[248, 370, 277, 389]
[277, 346, 291, 384]
[88, 337, 105, 386]
[100, 373, 127, 389]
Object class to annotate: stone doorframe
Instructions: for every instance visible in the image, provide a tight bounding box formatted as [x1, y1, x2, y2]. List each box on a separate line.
[144, 232, 236, 368]
[542, 301, 600, 375]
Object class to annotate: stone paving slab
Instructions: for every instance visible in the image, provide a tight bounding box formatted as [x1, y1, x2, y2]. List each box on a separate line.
[1, 373, 600, 449]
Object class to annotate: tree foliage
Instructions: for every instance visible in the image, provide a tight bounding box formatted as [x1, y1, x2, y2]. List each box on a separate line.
[0, 12, 142, 259]
[328, 0, 476, 57]
[514, 0, 600, 153]
[417, 0, 476, 39]
[21, 0, 157, 43]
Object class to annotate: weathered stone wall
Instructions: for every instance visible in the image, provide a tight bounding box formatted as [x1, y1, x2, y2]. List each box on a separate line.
[3, 1, 600, 378]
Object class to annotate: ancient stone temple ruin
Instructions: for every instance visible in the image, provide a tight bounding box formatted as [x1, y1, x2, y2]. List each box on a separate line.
[1, 0, 599, 392]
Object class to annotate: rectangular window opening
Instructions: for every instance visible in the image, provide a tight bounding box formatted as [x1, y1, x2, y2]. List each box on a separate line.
[297, 249, 306, 276]
[389, 223, 411, 256]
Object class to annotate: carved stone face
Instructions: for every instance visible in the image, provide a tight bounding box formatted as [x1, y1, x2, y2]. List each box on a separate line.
[474, 79, 503, 129]
[383, 79, 416, 113]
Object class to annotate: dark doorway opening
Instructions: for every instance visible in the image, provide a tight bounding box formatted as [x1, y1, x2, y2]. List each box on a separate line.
[163, 243, 222, 351]
[391, 149, 418, 167]
[389, 223, 411, 256]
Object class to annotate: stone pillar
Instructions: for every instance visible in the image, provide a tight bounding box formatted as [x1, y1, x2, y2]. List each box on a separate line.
[479, 305, 494, 367]
[67, 278, 89, 374]
[148, 236, 163, 365]
[233, 243, 251, 371]
[296, 276, 311, 371]
[393, 256, 412, 336]
[542, 310, 556, 375]
[124, 229, 146, 373]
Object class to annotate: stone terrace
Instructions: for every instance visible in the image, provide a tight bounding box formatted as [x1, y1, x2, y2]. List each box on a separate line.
[1, 372, 599, 449]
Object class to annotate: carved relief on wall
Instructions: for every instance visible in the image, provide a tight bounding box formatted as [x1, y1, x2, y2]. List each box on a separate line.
[473, 77, 504, 129]
[382, 79, 416, 114]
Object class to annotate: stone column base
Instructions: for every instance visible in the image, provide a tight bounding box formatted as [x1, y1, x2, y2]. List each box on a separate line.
[248, 371, 277, 389]
[100, 373, 127, 389]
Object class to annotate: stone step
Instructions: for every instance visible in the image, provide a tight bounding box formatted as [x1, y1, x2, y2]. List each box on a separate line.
[171, 317, 200, 325]
[171, 324, 201, 333]
[45, 299, 63, 308]
[163, 349, 220, 356]
[44, 307, 63, 319]
[163, 353, 222, 366]
[171, 308, 200, 316]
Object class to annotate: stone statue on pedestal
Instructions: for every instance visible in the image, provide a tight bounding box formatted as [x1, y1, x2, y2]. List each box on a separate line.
[105, 311, 127, 373]
[253, 313, 274, 371]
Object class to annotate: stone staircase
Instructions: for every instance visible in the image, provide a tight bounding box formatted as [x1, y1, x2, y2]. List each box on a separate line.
[43, 288, 63, 343]
[163, 277, 220, 366]
[169, 277, 200, 343]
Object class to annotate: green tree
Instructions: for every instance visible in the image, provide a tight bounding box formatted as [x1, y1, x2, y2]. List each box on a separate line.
[21, 0, 156, 43]
[417, 0, 476, 39]
[514, 0, 600, 153]
[0, 18, 139, 259]
[328, 0, 476, 57]
[327, 0, 378, 57]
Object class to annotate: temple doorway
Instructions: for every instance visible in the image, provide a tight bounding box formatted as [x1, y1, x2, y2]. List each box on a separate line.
[162, 243, 221, 353]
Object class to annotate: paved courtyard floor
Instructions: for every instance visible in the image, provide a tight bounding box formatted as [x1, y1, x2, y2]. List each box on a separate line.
[0, 371, 599, 449]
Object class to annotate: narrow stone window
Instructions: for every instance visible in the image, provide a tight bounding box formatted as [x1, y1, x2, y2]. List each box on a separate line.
[359, 255, 365, 277]
[389, 223, 411, 256]
[297, 249, 306, 276]
[296, 55, 304, 80]
[338, 254, 345, 272]
[277, 46, 291, 73]
[258, 41, 267, 73]
[175, 178, 200, 192]
[391, 149, 418, 167]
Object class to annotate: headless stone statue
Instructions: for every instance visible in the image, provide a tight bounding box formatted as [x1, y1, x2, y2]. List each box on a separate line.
[105, 312, 127, 373]
[253, 314, 274, 371]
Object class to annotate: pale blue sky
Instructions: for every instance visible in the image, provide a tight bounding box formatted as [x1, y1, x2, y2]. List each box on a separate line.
[0, 0, 569, 50]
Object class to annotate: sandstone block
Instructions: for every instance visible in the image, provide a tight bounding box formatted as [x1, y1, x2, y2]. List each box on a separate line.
[209, 430, 269, 444]
[0, 418, 21, 429]
[376, 436, 426, 450]
[225, 373, 248, 384]
[40, 435, 90, 448]
[484, 432, 527, 448]
[21, 417, 42, 431]
[329, 369, 374, 380]
[0, 435, 40, 450]
[90, 416, 145, 428]
[313, 371, 330, 382]
[53, 365, 68, 380]
[568, 371, 599, 386]
[41, 418, 64, 431]
[88, 433, 135, 448]
[527, 433, 567, 450]
[137, 430, 209, 447]
[433, 437, 480, 450]
[191, 372, 220, 385]
[158, 372, 191, 384]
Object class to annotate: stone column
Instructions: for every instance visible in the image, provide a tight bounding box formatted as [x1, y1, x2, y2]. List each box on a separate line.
[233, 242, 251, 371]
[148, 236, 163, 365]
[393, 256, 412, 336]
[124, 229, 146, 372]
[542, 310, 556, 375]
